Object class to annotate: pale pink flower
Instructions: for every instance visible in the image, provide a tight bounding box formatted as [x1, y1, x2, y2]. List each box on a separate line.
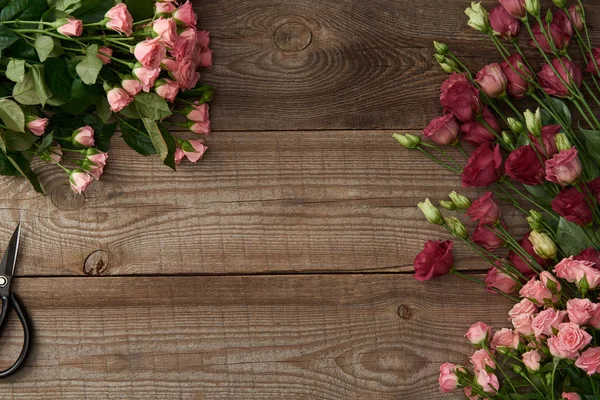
[27, 117, 49, 136]
[491, 328, 520, 350]
[122, 77, 143, 96]
[107, 88, 133, 112]
[155, 79, 180, 103]
[69, 170, 93, 194]
[548, 322, 592, 359]
[97, 47, 112, 64]
[105, 3, 133, 36]
[575, 347, 600, 375]
[555, 256, 600, 289]
[545, 148, 583, 186]
[174, 148, 185, 166]
[562, 393, 582, 400]
[73, 126, 95, 147]
[532, 308, 566, 337]
[173, 1, 197, 28]
[182, 140, 208, 163]
[133, 65, 161, 92]
[470, 349, 496, 372]
[134, 37, 167, 69]
[522, 350, 541, 371]
[476, 370, 499, 393]
[187, 102, 209, 122]
[153, 18, 178, 48]
[155, 1, 176, 14]
[519, 277, 556, 305]
[57, 18, 82, 37]
[189, 121, 211, 135]
[567, 298, 597, 325]
[465, 322, 492, 345]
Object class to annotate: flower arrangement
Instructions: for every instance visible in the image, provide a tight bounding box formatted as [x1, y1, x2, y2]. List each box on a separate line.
[393, 0, 600, 398]
[0, 0, 214, 194]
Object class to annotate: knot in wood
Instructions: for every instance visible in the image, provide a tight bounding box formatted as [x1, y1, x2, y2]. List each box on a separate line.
[84, 250, 109, 276]
[397, 305, 412, 320]
[51, 184, 85, 211]
[274, 22, 312, 52]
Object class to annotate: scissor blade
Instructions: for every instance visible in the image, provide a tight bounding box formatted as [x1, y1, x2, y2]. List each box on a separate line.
[0, 225, 20, 277]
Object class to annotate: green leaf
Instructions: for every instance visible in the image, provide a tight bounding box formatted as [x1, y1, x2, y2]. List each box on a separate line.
[36, 132, 53, 154]
[0, 100, 25, 132]
[580, 127, 600, 164]
[44, 57, 73, 102]
[46, 38, 64, 58]
[0, 130, 38, 151]
[95, 122, 116, 152]
[134, 93, 172, 121]
[160, 125, 176, 170]
[541, 97, 571, 126]
[13, 71, 42, 105]
[71, 0, 116, 23]
[6, 59, 25, 83]
[0, 151, 18, 176]
[34, 35, 54, 62]
[556, 217, 595, 256]
[523, 184, 552, 207]
[119, 119, 157, 156]
[0, 25, 19, 53]
[118, 103, 141, 119]
[95, 96, 112, 123]
[125, 0, 154, 20]
[142, 117, 168, 161]
[31, 64, 51, 106]
[5, 152, 43, 193]
[0, 0, 48, 22]
[48, 0, 82, 13]
[75, 44, 103, 85]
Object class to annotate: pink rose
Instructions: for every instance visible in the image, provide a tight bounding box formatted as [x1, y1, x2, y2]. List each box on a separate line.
[440, 73, 481, 122]
[505, 145, 545, 185]
[463, 387, 479, 400]
[196, 30, 210, 47]
[460, 107, 499, 146]
[135, 37, 167, 69]
[26, 117, 49, 136]
[86, 162, 105, 181]
[540, 271, 561, 293]
[498, 0, 526, 19]
[470, 349, 495, 372]
[529, 10, 572, 53]
[96, 47, 112, 64]
[423, 113, 459, 145]
[475, 63, 508, 98]
[485, 266, 517, 294]
[491, 328, 519, 350]
[576, 347, 600, 375]
[133, 65, 161, 92]
[562, 393, 582, 400]
[155, 1, 176, 14]
[171, 29, 196, 61]
[413, 240, 454, 282]
[567, 298, 597, 326]
[72, 126, 95, 147]
[187, 102, 209, 122]
[519, 277, 556, 306]
[545, 148, 582, 186]
[552, 187, 593, 226]
[532, 308, 566, 337]
[548, 322, 592, 360]
[489, 6, 520, 39]
[509, 299, 537, 334]
[198, 47, 213, 69]
[500, 54, 533, 98]
[473, 225, 503, 251]
[172, 59, 199, 90]
[107, 88, 133, 113]
[555, 256, 600, 289]
[522, 350, 541, 371]
[57, 18, 82, 37]
[122, 77, 143, 96]
[69, 170, 93, 194]
[105, 3, 133, 36]
[467, 192, 500, 225]
[476, 370, 499, 393]
[465, 322, 492, 345]
[173, 1, 197, 28]
[41, 145, 62, 164]
[190, 121, 211, 135]
[462, 143, 503, 187]
[174, 148, 185, 166]
[182, 139, 208, 163]
[155, 79, 180, 102]
[538, 58, 583, 98]
[87, 149, 108, 167]
[438, 363, 459, 393]
[153, 18, 178, 48]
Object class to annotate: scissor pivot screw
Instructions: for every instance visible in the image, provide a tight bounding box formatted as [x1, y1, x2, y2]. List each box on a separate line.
[0, 276, 7, 287]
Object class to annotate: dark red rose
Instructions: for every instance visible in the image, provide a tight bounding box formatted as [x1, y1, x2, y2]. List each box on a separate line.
[588, 178, 600, 203]
[538, 58, 583, 98]
[423, 113, 459, 145]
[508, 232, 551, 276]
[414, 240, 454, 281]
[440, 73, 482, 122]
[467, 192, 501, 225]
[586, 48, 600, 75]
[462, 143, 503, 187]
[505, 145, 545, 185]
[529, 10, 572, 53]
[489, 6, 520, 39]
[569, 5, 584, 32]
[500, 54, 533, 98]
[530, 125, 560, 157]
[551, 186, 593, 226]
[499, 0, 526, 19]
[472, 224, 504, 250]
[460, 107, 499, 146]
[574, 248, 600, 268]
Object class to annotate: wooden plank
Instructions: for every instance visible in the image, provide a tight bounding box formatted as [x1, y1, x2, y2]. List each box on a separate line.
[0, 132, 528, 276]
[0, 274, 512, 399]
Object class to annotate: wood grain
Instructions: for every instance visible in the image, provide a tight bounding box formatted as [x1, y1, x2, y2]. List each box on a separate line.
[0, 274, 512, 400]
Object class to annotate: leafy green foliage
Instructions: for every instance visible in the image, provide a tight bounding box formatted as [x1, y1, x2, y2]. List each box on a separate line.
[0, 130, 37, 151]
[34, 35, 54, 62]
[119, 119, 157, 156]
[0, 0, 48, 22]
[0, 150, 19, 176]
[134, 93, 172, 120]
[0, 99, 25, 132]
[44, 57, 73, 102]
[6, 59, 25, 83]
[31, 64, 51, 106]
[125, 0, 155, 20]
[71, 0, 117, 23]
[13, 71, 42, 105]
[540, 97, 572, 126]
[48, 0, 82, 13]
[76, 44, 103, 85]
[556, 217, 595, 256]
[0, 25, 19, 54]
[5, 151, 42, 193]
[142, 117, 168, 161]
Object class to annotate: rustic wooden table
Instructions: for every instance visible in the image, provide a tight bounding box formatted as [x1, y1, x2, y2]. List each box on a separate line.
[0, 0, 559, 398]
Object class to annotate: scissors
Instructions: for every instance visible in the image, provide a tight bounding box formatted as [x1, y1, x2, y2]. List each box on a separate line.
[0, 224, 31, 377]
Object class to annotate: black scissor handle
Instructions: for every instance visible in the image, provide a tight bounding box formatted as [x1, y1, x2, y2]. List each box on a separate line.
[0, 294, 31, 378]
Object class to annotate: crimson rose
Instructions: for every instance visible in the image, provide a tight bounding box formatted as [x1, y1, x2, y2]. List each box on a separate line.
[462, 143, 503, 187]
[414, 240, 454, 281]
[551, 186, 593, 226]
[440, 73, 482, 122]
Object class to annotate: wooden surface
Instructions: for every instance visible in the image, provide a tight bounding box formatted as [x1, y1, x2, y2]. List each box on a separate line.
[0, 0, 555, 398]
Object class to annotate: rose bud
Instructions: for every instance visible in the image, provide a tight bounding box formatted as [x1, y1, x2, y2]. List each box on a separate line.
[122, 76, 143, 96]
[506, 146, 545, 185]
[522, 350, 541, 372]
[155, 79, 180, 103]
[569, 5, 584, 32]
[470, 348, 496, 372]
[82, 159, 105, 180]
[181, 139, 208, 163]
[96, 47, 112, 64]
[153, 17, 178, 48]
[155, 1, 177, 14]
[417, 198, 443, 225]
[489, 6, 520, 39]
[174, 148, 185, 166]
[508, 298, 538, 320]
[69, 170, 93, 194]
[198, 46, 213, 69]
[575, 247, 600, 266]
[499, 0, 527, 19]
[440, 73, 482, 122]
[467, 192, 500, 225]
[540, 271, 562, 293]
[105, 3, 133, 36]
[575, 347, 600, 375]
[586, 48, 600, 75]
[491, 328, 520, 351]
[445, 217, 468, 239]
[461, 143, 503, 187]
[529, 231, 557, 260]
[538, 58, 583, 98]
[524, 108, 542, 137]
[86, 148, 108, 167]
[545, 147, 582, 186]
[392, 133, 420, 149]
[438, 363, 459, 393]
[72, 126, 95, 147]
[460, 107, 499, 146]
[39, 144, 62, 164]
[465, 2, 491, 33]
[529, 10, 572, 53]
[186, 102, 209, 123]
[555, 256, 600, 290]
[532, 308, 565, 337]
[562, 393, 582, 400]
[506, 117, 524, 134]
[520, 277, 556, 305]
[133, 64, 161, 92]
[500, 54, 533, 98]
[439, 200, 456, 211]
[476, 370, 499, 394]
[485, 265, 517, 294]
[189, 121, 211, 135]
[57, 18, 83, 37]
[422, 114, 459, 145]
[524, 0, 540, 17]
[509, 232, 551, 276]
[107, 87, 133, 113]
[433, 41, 449, 55]
[548, 322, 592, 359]
[527, 210, 544, 232]
[475, 63, 508, 98]
[465, 321, 492, 345]
[26, 116, 49, 137]
[134, 37, 167, 69]
[472, 224, 503, 250]
[173, 1, 197, 28]
[449, 191, 471, 209]
[551, 186, 593, 226]
[413, 240, 454, 281]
